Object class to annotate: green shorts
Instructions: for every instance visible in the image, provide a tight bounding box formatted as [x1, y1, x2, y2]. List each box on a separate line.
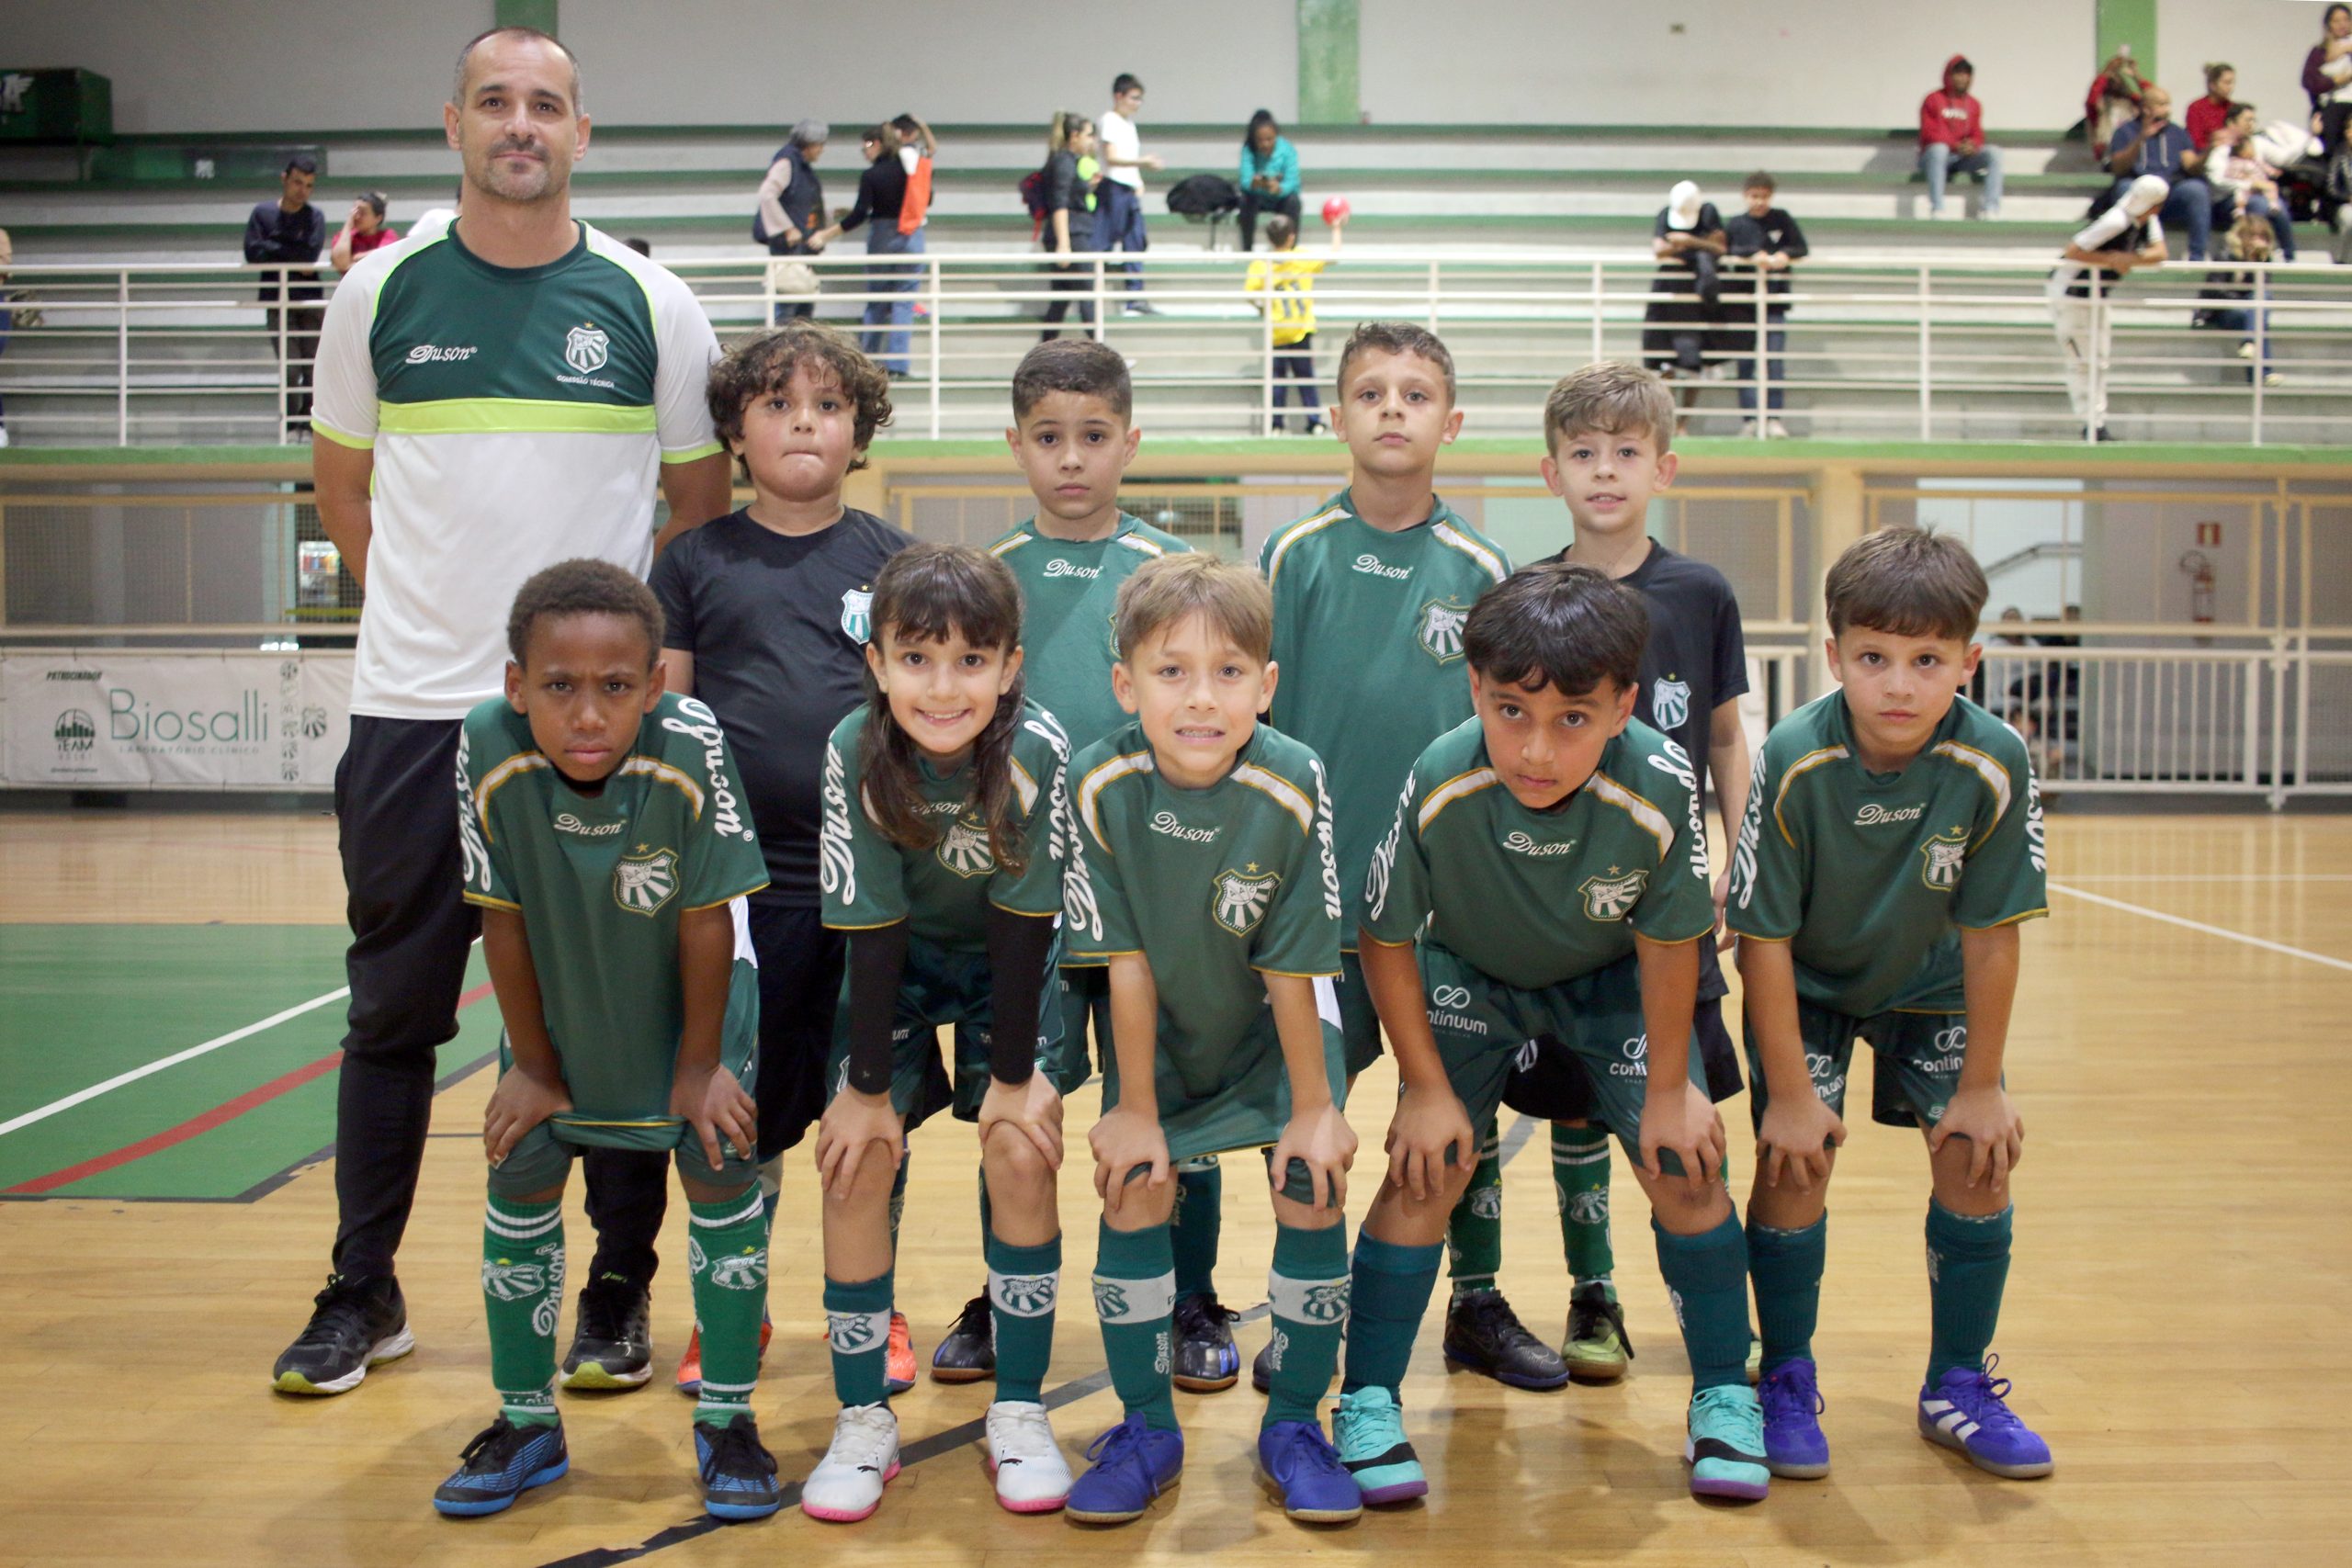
[1419, 942, 1712, 1179]
[1746, 1002, 1984, 1133]
[1337, 949, 1385, 1077]
[826, 931, 1081, 1131]
[1057, 962, 1111, 1083]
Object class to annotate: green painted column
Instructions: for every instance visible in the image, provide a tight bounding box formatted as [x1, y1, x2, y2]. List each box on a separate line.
[2095, 0, 2155, 85]
[496, 0, 559, 35]
[1297, 0, 1359, 124]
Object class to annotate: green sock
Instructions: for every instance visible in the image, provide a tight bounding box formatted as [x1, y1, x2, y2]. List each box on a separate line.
[481, 1194, 563, 1428]
[1094, 1218, 1178, 1431]
[888, 1153, 909, 1258]
[1444, 1116, 1503, 1301]
[1925, 1202, 2012, 1382]
[1747, 1213, 1826, 1375]
[688, 1189, 769, 1425]
[1264, 1223, 1350, 1427]
[824, 1268, 895, 1408]
[1341, 1234, 1441, 1400]
[1552, 1122, 1615, 1282]
[1653, 1213, 1755, 1392]
[1170, 1156, 1223, 1301]
[987, 1232, 1061, 1404]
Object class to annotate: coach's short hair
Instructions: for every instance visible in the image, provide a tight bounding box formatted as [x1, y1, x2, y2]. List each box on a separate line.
[1463, 561, 1648, 695]
[452, 25, 582, 113]
[1114, 555, 1272, 667]
[507, 558, 662, 667]
[1012, 338, 1132, 423]
[1825, 528, 1988, 642]
[1335, 321, 1457, 404]
[707, 321, 893, 478]
[1544, 361, 1678, 455]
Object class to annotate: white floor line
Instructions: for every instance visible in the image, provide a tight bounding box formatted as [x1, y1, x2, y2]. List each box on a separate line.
[2047, 881, 2352, 975]
[2054, 874, 2352, 884]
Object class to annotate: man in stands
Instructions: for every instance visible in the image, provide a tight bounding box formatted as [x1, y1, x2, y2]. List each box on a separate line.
[243, 155, 327, 435]
[1919, 56, 2004, 220]
[2108, 86, 2215, 260]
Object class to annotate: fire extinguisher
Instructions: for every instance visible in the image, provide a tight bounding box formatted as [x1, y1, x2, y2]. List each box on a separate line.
[2178, 549, 2215, 624]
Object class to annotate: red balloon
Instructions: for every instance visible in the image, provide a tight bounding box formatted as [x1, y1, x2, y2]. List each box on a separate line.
[1321, 196, 1351, 225]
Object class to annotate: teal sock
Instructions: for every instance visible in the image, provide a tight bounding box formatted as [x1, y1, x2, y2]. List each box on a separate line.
[1444, 1117, 1503, 1301]
[688, 1189, 769, 1425]
[1341, 1235, 1441, 1400]
[1747, 1213, 1826, 1375]
[824, 1269, 895, 1408]
[1095, 1218, 1179, 1431]
[1653, 1213, 1755, 1392]
[1170, 1156, 1223, 1300]
[481, 1195, 563, 1428]
[987, 1232, 1060, 1404]
[888, 1153, 909, 1259]
[1264, 1223, 1350, 1427]
[1926, 1202, 2013, 1382]
[1552, 1122, 1615, 1281]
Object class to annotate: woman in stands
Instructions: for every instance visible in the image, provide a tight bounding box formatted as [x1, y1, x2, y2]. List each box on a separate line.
[2304, 6, 2352, 160]
[2187, 63, 2238, 151]
[331, 192, 399, 271]
[1039, 112, 1099, 341]
[811, 125, 919, 376]
[1237, 110, 1302, 252]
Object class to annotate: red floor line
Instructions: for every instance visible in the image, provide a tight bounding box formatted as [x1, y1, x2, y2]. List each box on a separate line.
[3, 979, 499, 1197]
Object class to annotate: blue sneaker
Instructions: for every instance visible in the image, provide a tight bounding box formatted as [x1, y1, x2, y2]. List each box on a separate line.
[695, 1414, 783, 1520]
[1758, 1359, 1830, 1479]
[1683, 1385, 1770, 1502]
[1066, 1414, 1184, 1525]
[1256, 1419, 1363, 1524]
[1918, 1357, 2053, 1479]
[432, 1416, 569, 1517]
[1332, 1387, 1426, 1505]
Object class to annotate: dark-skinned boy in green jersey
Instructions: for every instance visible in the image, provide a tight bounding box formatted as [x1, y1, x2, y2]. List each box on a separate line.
[1729, 527, 2052, 1483]
[1336, 561, 1771, 1507]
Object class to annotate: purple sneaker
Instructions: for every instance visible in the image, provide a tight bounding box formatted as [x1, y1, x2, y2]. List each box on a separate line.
[1758, 1359, 1830, 1479]
[1917, 1356, 2053, 1479]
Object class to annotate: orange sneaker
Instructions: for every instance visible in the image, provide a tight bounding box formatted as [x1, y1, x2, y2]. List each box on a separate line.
[676, 1311, 775, 1398]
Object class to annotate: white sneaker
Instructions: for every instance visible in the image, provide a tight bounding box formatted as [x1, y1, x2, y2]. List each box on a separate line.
[0, 425, 10, 448]
[2264, 371, 2284, 388]
[985, 1400, 1073, 1513]
[2235, 341, 2256, 360]
[1765, 418, 1792, 439]
[1741, 419, 1762, 437]
[1925, 208, 1950, 221]
[802, 1404, 899, 1523]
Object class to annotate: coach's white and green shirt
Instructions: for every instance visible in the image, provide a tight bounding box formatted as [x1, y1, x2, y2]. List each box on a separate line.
[988, 513, 1192, 752]
[1363, 716, 1716, 990]
[312, 221, 722, 719]
[1259, 490, 1511, 938]
[1726, 694, 2047, 1017]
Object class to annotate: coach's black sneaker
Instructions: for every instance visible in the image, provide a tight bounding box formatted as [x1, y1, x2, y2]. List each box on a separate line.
[931, 1292, 996, 1383]
[272, 1273, 415, 1395]
[1442, 1289, 1570, 1391]
[1171, 1292, 1241, 1393]
[560, 1274, 651, 1391]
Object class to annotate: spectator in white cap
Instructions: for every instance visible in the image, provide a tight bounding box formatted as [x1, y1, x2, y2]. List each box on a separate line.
[1643, 181, 1729, 420]
[2047, 174, 2169, 441]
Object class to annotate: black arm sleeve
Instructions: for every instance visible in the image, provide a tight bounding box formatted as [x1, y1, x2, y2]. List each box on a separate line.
[984, 903, 1056, 1086]
[843, 919, 910, 1095]
[1781, 212, 1810, 260]
[841, 166, 878, 232]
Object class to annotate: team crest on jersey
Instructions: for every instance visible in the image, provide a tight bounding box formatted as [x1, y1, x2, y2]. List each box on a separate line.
[1212, 867, 1281, 936]
[1417, 598, 1470, 664]
[614, 846, 680, 915]
[562, 323, 610, 375]
[936, 816, 995, 878]
[1919, 828, 1968, 890]
[1578, 868, 1648, 921]
[841, 587, 874, 643]
[1651, 675, 1692, 730]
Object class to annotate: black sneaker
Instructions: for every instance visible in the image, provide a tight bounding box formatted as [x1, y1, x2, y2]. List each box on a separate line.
[931, 1292, 996, 1383]
[1171, 1292, 1240, 1393]
[1251, 1335, 1274, 1394]
[272, 1274, 414, 1395]
[695, 1413, 784, 1520]
[560, 1274, 651, 1391]
[1563, 1280, 1636, 1383]
[432, 1416, 570, 1517]
[1442, 1289, 1570, 1391]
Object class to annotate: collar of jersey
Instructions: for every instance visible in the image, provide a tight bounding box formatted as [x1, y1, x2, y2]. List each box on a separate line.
[444, 218, 592, 284]
[1025, 511, 1143, 551]
[1335, 485, 1455, 535]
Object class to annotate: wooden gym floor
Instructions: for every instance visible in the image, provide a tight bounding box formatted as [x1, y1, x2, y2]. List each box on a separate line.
[2, 808, 2347, 1566]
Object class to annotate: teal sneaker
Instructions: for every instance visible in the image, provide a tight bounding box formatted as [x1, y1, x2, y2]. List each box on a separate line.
[1683, 1384, 1770, 1502]
[1332, 1387, 1426, 1504]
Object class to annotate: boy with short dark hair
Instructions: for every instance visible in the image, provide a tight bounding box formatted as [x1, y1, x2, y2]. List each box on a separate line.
[1061, 553, 1362, 1527]
[646, 321, 916, 1393]
[438, 559, 779, 1520]
[1729, 527, 2052, 1483]
[1336, 561, 1770, 1507]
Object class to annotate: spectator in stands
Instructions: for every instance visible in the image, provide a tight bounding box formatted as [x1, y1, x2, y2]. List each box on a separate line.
[2086, 47, 2147, 160]
[1724, 171, 1808, 438]
[2207, 105, 2297, 259]
[756, 119, 829, 319]
[1095, 73, 1164, 311]
[2327, 110, 2352, 263]
[330, 191, 400, 271]
[1039, 111, 1099, 340]
[0, 224, 12, 448]
[1920, 55, 2004, 219]
[2195, 211, 2281, 385]
[244, 153, 327, 436]
[2188, 62, 2238, 150]
[892, 112, 936, 246]
[1237, 109, 1302, 252]
[2046, 175, 2170, 441]
[2303, 5, 2352, 157]
[2109, 87, 2215, 260]
[1644, 181, 1728, 428]
[811, 124, 920, 375]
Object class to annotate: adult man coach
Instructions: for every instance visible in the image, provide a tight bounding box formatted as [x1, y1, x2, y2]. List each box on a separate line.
[271, 25, 730, 1395]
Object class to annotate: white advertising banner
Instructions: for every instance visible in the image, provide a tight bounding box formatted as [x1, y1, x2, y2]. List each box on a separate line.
[1, 650, 353, 789]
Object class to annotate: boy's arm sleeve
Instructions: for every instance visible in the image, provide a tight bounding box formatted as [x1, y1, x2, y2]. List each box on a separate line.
[1063, 769, 1138, 960]
[1250, 760, 1343, 977]
[820, 728, 911, 931]
[679, 719, 768, 908]
[1713, 584, 1751, 704]
[1781, 213, 1811, 260]
[1630, 758, 1718, 943]
[1359, 764, 1433, 947]
[455, 716, 520, 910]
[308, 271, 379, 449]
[648, 544, 697, 651]
[1954, 743, 2050, 929]
[1725, 746, 1805, 941]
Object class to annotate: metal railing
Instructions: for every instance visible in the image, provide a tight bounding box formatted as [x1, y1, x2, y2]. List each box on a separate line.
[2, 249, 2349, 446]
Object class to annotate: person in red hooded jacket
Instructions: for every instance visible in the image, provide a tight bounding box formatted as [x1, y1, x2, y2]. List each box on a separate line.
[1919, 55, 2005, 219]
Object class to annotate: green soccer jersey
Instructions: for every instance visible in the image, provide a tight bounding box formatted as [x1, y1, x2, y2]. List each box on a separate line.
[1260, 489, 1511, 941]
[1064, 720, 1343, 1081]
[457, 692, 770, 1122]
[818, 699, 1073, 951]
[989, 513, 1193, 751]
[1363, 716, 1716, 990]
[1726, 693, 2048, 1015]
